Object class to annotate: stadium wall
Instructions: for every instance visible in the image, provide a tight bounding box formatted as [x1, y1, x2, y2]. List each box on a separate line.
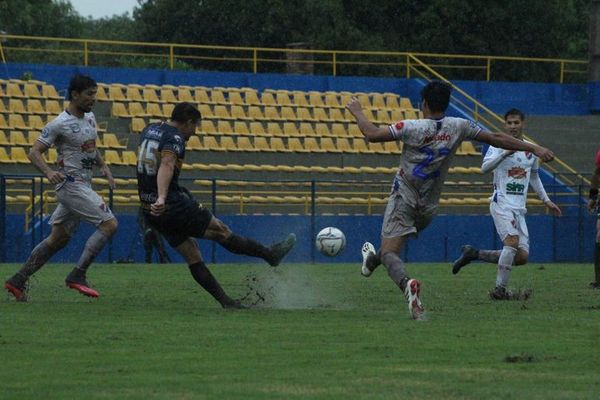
[3, 214, 596, 264]
[2, 62, 593, 115]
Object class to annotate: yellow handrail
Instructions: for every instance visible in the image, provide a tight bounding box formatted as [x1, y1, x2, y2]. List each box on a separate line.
[0, 34, 587, 82]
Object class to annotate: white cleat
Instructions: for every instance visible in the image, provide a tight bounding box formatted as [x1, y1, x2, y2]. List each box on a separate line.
[361, 242, 376, 277]
[404, 279, 425, 320]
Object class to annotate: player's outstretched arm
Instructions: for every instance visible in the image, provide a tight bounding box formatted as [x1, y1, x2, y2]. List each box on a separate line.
[28, 141, 65, 184]
[476, 131, 554, 162]
[346, 97, 392, 142]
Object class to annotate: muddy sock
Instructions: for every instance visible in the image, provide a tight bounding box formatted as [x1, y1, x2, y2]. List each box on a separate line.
[14, 240, 59, 283]
[478, 250, 501, 264]
[496, 246, 517, 288]
[76, 230, 110, 273]
[382, 252, 409, 291]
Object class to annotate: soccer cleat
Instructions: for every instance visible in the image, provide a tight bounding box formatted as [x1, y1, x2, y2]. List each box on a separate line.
[5, 278, 28, 302]
[360, 242, 377, 277]
[267, 233, 297, 267]
[590, 282, 600, 289]
[452, 245, 479, 274]
[404, 279, 425, 320]
[489, 286, 532, 301]
[65, 269, 99, 298]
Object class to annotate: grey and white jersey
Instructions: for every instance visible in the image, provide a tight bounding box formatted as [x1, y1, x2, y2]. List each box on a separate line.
[38, 110, 98, 185]
[387, 117, 481, 207]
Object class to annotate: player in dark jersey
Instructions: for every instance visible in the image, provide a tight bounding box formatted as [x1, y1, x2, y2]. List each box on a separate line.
[589, 149, 600, 288]
[136, 102, 296, 308]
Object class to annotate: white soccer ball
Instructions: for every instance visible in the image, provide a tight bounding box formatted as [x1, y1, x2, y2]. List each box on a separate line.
[316, 227, 346, 257]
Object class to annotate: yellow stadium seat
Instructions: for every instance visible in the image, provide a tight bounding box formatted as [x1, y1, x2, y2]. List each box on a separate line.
[186, 135, 203, 151]
[320, 137, 342, 153]
[104, 150, 124, 165]
[42, 84, 62, 99]
[292, 91, 309, 107]
[287, 138, 306, 152]
[400, 97, 414, 109]
[213, 105, 232, 120]
[108, 85, 126, 102]
[203, 136, 225, 151]
[0, 130, 8, 145]
[126, 85, 144, 102]
[129, 102, 150, 117]
[385, 93, 400, 108]
[9, 99, 27, 114]
[270, 137, 290, 152]
[103, 133, 126, 149]
[384, 141, 402, 154]
[260, 92, 277, 106]
[146, 103, 165, 118]
[163, 103, 175, 117]
[200, 120, 218, 135]
[143, 87, 160, 103]
[194, 88, 212, 104]
[356, 93, 372, 108]
[0, 147, 16, 163]
[230, 105, 249, 120]
[45, 100, 62, 115]
[244, 90, 261, 106]
[233, 121, 250, 135]
[177, 87, 194, 103]
[371, 93, 386, 109]
[160, 88, 177, 103]
[0, 115, 9, 130]
[23, 82, 43, 98]
[210, 89, 227, 105]
[308, 91, 325, 108]
[313, 108, 333, 122]
[111, 102, 129, 118]
[298, 122, 317, 136]
[228, 92, 245, 105]
[329, 108, 351, 123]
[6, 83, 25, 98]
[330, 123, 348, 137]
[28, 115, 45, 130]
[217, 121, 233, 135]
[198, 104, 214, 119]
[131, 118, 146, 134]
[315, 123, 332, 137]
[220, 136, 238, 151]
[266, 122, 283, 136]
[282, 122, 301, 137]
[295, 107, 317, 122]
[304, 137, 325, 153]
[352, 138, 374, 154]
[276, 92, 293, 106]
[27, 131, 40, 145]
[27, 99, 47, 115]
[254, 137, 273, 152]
[376, 109, 391, 124]
[9, 131, 28, 146]
[237, 137, 257, 152]
[324, 92, 341, 108]
[44, 148, 57, 164]
[249, 122, 267, 136]
[9, 114, 30, 130]
[336, 138, 357, 153]
[95, 84, 109, 101]
[247, 106, 266, 120]
[264, 106, 283, 121]
[121, 151, 137, 166]
[11, 147, 30, 163]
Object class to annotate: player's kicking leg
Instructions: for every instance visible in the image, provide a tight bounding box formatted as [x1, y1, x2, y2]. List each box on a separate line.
[360, 242, 377, 277]
[451, 245, 479, 274]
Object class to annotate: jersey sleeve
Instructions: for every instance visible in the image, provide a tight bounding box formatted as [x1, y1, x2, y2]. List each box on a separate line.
[461, 119, 482, 140]
[388, 120, 420, 145]
[596, 149, 600, 167]
[160, 132, 185, 160]
[38, 118, 62, 147]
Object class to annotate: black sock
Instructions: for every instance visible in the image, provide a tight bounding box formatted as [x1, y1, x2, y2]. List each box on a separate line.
[367, 249, 382, 271]
[220, 234, 270, 260]
[595, 243, 600, 282]
[188, 261, 233, 306]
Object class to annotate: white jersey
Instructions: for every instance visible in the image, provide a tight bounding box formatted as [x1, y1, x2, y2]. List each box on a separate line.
[483, 143, 541, 212]
[38, 110, 98, 185]
[388, 117, 481, 206]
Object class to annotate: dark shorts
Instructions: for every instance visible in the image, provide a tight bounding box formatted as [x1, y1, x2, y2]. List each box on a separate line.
[143, 200, 213, 248]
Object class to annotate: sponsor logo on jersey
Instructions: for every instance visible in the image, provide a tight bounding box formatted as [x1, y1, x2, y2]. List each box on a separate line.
[69, 123, 81, 133]
[507, 167, 527, 179]
[506, 182, 525, 195]
[87, 117, 96, 128]
[395, 121, 404, 130]
[41, 127, 50, 138]
[423, 132, 451, 144]
[81, 139, 96, 153]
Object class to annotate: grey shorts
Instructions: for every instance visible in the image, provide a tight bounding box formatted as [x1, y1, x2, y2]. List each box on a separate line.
[49, 180, 115, 236]
[381, 191, 436, 238]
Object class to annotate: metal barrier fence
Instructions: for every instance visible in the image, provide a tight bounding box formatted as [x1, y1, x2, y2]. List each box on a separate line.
[0, 34, 588, 83]
[0, 173, 594, 263]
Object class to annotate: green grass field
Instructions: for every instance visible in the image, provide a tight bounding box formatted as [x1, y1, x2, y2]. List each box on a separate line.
[1, 262, 599, 399]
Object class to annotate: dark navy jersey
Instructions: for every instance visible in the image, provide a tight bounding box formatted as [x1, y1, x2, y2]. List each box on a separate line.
[136, 122, 187, 204]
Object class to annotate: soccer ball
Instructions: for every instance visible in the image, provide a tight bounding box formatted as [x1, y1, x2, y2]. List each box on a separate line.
[316, 227, 346, 257]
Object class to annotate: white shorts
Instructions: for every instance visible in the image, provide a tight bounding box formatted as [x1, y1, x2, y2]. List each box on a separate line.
[48, 180, 115, 236]
[490, 201, 529, 253]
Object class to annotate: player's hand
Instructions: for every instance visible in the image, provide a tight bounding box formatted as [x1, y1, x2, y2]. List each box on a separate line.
[533, 146, 554, 162]
[101, 165, 115, 189]
[45, 170, 65, 185]
[151, 197, 166, 216]
[588, 198, 598, 213]
[346, 97, 363, 117]
[545, 201, 562, 217]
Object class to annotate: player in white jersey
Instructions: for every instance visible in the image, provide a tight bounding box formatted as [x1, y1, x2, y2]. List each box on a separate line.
[451, 109, 561, 299]
[4, 74, 118, 301]
[347, 82, 555, 319]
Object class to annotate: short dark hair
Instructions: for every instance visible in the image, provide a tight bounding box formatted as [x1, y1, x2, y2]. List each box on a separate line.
[504, 108, 525, 121]
[420, 81, 452, 113]
[171, 102, 201, 123]
[67, 74, 97, 100]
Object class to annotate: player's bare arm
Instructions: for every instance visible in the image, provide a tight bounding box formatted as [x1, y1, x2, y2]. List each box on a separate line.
[477, 131, 554, 162]
[28, 140, 65, 184]
[588, 165, 600, 213]
[346, 97, 393, 142]
[95, 152, 115, 189]
[151, 151, 177, 216]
